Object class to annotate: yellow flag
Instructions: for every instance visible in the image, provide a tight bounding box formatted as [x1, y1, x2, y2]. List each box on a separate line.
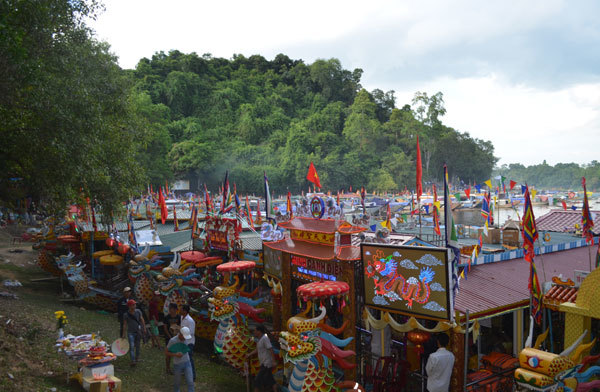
[382, 220, 391, 230]
[484, 179, 492, 189]
[531, 189, 538, 200]
[460, 270, 465, 279]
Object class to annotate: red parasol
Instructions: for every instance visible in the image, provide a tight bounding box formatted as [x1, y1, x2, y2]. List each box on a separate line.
[217, 260, 255, 273]
[296, 280, 349, 302]
[180, 251, 206, 263]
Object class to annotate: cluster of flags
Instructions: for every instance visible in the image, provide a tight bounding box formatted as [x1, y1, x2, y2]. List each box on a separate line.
[521, 185, 543, 324]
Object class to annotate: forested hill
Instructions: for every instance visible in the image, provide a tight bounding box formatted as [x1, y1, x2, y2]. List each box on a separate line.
[131, 51, 497, 194]
[495, 161, 600, 190]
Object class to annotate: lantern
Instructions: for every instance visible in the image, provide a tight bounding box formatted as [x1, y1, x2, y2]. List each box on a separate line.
[406, 330, 431, 354]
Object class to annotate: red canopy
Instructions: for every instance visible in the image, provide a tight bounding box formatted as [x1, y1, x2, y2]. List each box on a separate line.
[180, 251, 222, 268]
[217, 260, 255, 273]
[180, 251, 207, 263]
[297, 280, 349, 301]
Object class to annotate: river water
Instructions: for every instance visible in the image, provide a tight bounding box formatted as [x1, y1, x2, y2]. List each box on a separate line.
[454, 205, 552, 227]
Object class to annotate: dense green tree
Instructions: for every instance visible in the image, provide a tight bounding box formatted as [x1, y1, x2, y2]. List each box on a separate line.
[0, 0, 147, 217]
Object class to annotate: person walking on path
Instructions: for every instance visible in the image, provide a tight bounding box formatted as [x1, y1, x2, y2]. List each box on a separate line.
[425, 333, 455, 392]
[246, 325, 278, 392]
[165, 326, 195, 392]
[122, 299, 147, 366]
[163, 303, 181, 375]
[180, 304, 196, 381]
[148, 290, 162, 348]
[117, 287, 132, 337]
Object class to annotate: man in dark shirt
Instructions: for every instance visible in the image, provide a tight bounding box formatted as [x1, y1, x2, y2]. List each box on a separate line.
[163, 302, 181, 375]
[117, 287, 132, 337]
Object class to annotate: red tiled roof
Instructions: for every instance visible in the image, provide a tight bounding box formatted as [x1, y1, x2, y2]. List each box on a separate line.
[543, 285, 578, 309]
[455, 245, 592, 318]
[536, 209, 600, 234]
[263, 238, 361, 261]
[278, 217, 364, 234]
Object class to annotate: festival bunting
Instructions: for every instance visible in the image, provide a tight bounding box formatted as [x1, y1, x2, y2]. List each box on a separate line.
[127, 212, 137, 248]
[529, 260, 543, 324]
[233, 183, 241, 213]
[481, 193, 490, 223]
[444, 165, 460, 321]
[360, 186, 366, 214]
[501, 176, 506, 193]
[221, 171, 234, 214]
[287, 191, 293, 219]
[190, 206, 198, 239]
[145, 201, 154, 229]
[465, 187, 471, 199]
[433, 184, 441, 236]
[509, 180, 516, 190]
[484, 179, 492, 189]
[306, 162, 322, 189]
[522, 185, 538, 263]
[416, 136, 423, 200]
[264, 172, 271, 219]
[475, 184, 481, 193]
[245, 195, 254, 227]
[381, 202, 392, 231]
[204, 184, 212, 215]
[173, 206, 179, 232]
[582, 177, 594, 244]
[561, 200, 567, 211]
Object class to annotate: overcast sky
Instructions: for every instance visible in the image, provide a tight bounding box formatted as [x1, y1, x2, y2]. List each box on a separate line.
[91, 0, 600, 166]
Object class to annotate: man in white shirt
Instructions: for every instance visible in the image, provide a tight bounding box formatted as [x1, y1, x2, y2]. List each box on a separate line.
[425, 333, 455, 392]
[180, 304, 196, 381]
[165, 326, 194, 392]
[246, 325, 277, 392]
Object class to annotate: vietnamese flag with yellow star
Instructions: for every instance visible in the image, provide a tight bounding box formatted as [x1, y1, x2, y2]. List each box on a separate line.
[306, 161, 322, 189]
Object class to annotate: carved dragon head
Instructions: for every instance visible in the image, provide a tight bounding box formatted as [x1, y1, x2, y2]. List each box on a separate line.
[208, 277, 240, 321]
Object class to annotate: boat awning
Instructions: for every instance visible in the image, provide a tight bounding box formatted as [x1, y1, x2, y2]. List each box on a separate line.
[264, 238, 360, 261]
[455, 245, 592, 319]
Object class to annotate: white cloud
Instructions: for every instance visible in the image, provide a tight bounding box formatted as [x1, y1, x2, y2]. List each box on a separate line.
[390, 75, 600, 165]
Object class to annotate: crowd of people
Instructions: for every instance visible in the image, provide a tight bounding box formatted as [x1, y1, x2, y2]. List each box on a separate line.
[116, 287, 277, 392]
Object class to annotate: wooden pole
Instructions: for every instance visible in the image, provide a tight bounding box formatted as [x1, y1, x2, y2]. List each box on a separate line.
[463, 310, 469, 392]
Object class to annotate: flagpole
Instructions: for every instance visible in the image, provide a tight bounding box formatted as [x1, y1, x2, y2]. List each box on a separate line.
[535, 236, 548, 283]
[588, 244, 593, 272]
[418, 197, 422, 238]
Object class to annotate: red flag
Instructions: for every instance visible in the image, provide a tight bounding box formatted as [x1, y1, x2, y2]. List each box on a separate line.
[509, 180, 517, 190]
[287, 191, 293, 219]
[337, 191, 340, 207]
[561, 200, 567, 210]
[165, 180, 170, 196]
[306, 162, 322, 189]
[465, 187, 471, 199]
[416, 136, 422, 200]
[158, 187, 167, 225]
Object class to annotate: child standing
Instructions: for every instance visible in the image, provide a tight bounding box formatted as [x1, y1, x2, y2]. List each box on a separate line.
[148, 290, 162, 348]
